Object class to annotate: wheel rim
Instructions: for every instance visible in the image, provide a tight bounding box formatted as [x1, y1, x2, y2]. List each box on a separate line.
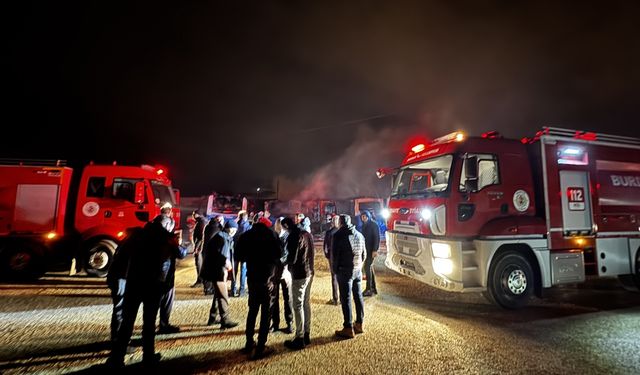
[9, 252, 31, 271]
[88, 249, 109, 270]
[506, 269, 527, 295]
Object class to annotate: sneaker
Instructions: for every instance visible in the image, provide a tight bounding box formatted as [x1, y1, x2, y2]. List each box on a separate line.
[157, 325, 180, 334]
[252, 346, 274, 360]
[207, 317, 221, 326]
[362, 290, 375, 297]
[220, 321, 239, 329]
[282, 324, 293, 334]
[284, 337, 305, 350]
[354, 322, 364, 335]
[335, 327, 355, 339]
[304, 333, 311, 346]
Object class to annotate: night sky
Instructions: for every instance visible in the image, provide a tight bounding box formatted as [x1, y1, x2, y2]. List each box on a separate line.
[5, 2, 640, 198]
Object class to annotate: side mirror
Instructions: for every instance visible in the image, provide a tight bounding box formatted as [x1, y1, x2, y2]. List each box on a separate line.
[134, 182, 145, 204]
[464, 155, 479, 192]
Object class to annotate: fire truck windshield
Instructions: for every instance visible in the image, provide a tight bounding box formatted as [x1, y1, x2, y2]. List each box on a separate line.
[392, 155, 453, 198]
[151, 180, 176, 206]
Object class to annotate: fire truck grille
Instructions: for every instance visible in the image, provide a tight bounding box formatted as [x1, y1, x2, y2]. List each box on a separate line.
[394, 234, 421, 257]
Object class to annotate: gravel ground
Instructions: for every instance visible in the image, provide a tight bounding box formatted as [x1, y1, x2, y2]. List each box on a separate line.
[1, 244, 639, 374]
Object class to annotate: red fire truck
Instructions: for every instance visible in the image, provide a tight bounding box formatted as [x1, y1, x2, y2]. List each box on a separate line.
[381, 128, 640, 308]
[0, 160, 179, 279]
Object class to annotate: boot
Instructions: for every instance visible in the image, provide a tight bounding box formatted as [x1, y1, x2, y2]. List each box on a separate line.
[335, 327, 355, 339]
[284, 337, 306, 350]
[354, 322, 364, 334]
[304, 332, 311, 346]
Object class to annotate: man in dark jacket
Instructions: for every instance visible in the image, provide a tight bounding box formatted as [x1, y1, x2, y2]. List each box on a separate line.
[203, 220, 239, 329]
[107, 226, 143, 346]
[333, 214, 366, 339]
[191, 210, 208, 288]
[360, 210, 380, 297]
[107, 215, 186, 368]
[282, 217, 314, 350]
[323, 214, 340, 305]
[235, 217, 285, 360]
[202, 215, 225, 294]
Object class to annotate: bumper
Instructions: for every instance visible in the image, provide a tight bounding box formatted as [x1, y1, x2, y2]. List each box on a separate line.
[384, 231, 466, 292]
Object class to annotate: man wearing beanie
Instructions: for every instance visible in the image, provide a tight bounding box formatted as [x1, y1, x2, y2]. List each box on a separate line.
[202, 218, 239, 329]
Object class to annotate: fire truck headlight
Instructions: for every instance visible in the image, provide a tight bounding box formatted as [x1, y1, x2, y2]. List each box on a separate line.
[433, 258, 453, 275]
[381, 208, 391, 220]
[431, 242, 451, 259]
[421, 208, 432, 221]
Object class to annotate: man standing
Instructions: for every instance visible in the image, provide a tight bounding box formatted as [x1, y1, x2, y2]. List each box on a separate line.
[235, 216, 285, 359]
[107, 226, 143, 350]
[202, 220, 239, 329]
[360, 211, 380, 297]
[323, 215, 340, 305]
[202, 215, 224, 295]
[282, 217, 314, 350]
[158, 206, 187, 335]
[191, 210, 208, 288]
[333, 214, 366, 339]
[107, 214, 185, 368]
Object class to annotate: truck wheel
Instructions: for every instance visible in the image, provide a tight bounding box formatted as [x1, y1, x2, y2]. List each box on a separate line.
[1, 242, 45, 280]
[618, 248, 640, 292]
[84, 239, 117, 277]
[487, 252, 534, 309]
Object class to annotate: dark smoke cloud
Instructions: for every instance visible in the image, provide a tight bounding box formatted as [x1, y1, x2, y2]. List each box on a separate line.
[276, 124, 421, 200]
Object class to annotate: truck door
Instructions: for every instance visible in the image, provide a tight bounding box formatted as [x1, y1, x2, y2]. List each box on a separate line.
[559, 170, 593, 233]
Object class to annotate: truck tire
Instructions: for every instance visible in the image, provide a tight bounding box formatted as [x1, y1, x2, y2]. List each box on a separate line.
[0, 241, 45, 280]
[84, 239, 117, 278]
[618, 248, 640, 292]
[486, 252, 534, 309]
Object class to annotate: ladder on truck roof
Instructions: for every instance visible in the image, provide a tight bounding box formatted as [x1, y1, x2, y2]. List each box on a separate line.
[541, 127, 640, 146]
[0, 159, 67, 166]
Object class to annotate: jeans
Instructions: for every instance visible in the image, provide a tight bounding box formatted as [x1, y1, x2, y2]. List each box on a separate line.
[364, 254, 377, 293]
[109, 278, 126, 342]
[159, 286, 175, 329]
[231, 261, 247, 295]
[291, 276, 313, 338]
[337, 270, 364, 328]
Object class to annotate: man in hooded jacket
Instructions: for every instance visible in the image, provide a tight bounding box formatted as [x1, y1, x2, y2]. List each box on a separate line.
[333, 214, 366, 339]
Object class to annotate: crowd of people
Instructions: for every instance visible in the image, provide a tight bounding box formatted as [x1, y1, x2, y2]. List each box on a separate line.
[105, 207, 381, 368]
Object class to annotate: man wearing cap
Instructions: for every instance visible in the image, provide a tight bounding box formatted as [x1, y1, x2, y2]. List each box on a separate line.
[202, 219, 239, 329]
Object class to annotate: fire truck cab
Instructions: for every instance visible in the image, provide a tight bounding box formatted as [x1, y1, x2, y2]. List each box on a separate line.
[0, 161, 179, 279]
[383, 128, 640, 308]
